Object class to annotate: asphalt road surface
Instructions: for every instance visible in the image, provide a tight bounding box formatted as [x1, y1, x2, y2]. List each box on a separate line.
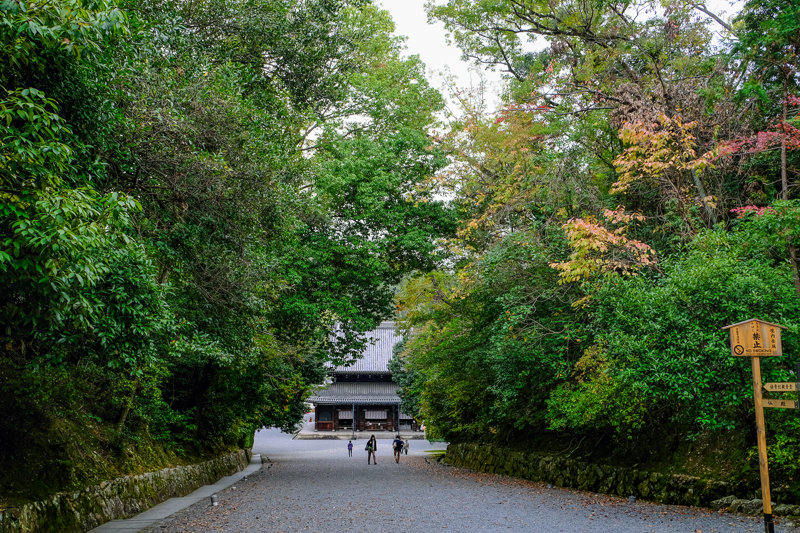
[144, 429, 798, 533]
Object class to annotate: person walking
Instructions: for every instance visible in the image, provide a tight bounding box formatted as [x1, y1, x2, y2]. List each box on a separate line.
[347, 440, 353, 457]
[404, 438, 409, 455]
[366, 435, 377, 464]
[392, 434, 404, 463]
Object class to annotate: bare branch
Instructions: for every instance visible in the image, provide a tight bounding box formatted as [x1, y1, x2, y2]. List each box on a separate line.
[689, 3, 734, 33]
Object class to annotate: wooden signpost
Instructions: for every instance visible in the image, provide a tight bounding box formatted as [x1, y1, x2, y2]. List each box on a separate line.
[723, 319, 793, 533]
[762, 398, 798, 409]
[764, 382, 799, 392]
[725, 319, 783, 358]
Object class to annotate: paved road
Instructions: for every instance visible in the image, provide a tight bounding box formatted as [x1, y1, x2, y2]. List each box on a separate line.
[144, 429, 797, 533]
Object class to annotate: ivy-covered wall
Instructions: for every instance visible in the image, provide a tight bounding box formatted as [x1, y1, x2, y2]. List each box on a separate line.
[444, 443, 755, 508]
[0, 450, 250, 533]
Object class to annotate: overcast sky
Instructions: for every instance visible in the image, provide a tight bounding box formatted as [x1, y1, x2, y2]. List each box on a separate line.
[375, 0, 741, 116]
[375, 0, 507, 114]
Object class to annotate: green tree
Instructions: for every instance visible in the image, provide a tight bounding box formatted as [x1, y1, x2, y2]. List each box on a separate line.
[1, 0, 457, 501]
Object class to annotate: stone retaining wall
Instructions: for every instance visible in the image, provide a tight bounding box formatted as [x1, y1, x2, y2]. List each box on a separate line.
[0, 449, 250, 533]
[445, 443, 755, 508]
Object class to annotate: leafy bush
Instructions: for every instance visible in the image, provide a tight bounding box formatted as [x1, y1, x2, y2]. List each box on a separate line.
[540, 225, 800, 459]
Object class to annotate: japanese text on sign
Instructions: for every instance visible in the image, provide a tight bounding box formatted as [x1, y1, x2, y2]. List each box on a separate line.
[764, 382, 799, 392]
[725, 319, 783, 357]
[763, 399, 799, 409]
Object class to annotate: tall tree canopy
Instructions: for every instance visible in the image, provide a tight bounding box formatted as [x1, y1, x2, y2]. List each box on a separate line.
[391, 0, 800, 492]
[0, 0, 454, 500]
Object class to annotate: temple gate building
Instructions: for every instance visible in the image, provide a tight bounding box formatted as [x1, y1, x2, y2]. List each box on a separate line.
[308, 322, 418, 433]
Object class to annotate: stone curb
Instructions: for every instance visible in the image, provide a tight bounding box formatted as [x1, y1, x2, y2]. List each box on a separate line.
[444, 443, 770, 509]
[88, 453, 262, 532]
[710, 495, 800, 518]
[0, 450, 252, 533]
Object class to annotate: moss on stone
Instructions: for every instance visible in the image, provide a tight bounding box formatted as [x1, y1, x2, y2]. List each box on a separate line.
[443, 442, 790, 510]
[0, 450, 249, 533]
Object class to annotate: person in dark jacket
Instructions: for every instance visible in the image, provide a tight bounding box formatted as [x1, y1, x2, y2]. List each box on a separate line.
[366, 435, 377, 464]
[392, 434, 404, 463]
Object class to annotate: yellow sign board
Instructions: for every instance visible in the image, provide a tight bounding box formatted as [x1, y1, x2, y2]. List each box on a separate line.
[723, 319, 789, 530]
[764, 382, 799, 392]
[763, 398, 798, 409]
[724, 319, 783, 357]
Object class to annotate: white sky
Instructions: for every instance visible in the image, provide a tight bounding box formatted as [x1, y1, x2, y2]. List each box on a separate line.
[375, 0, 742, 116]
[375, 0, 506, 114]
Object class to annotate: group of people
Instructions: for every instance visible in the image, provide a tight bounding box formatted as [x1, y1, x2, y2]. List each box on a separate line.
[347, 435, 409, 463]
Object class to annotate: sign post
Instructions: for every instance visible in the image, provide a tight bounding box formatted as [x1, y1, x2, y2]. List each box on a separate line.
[723, 319, 787, 533]
[751, 355, 774, 533]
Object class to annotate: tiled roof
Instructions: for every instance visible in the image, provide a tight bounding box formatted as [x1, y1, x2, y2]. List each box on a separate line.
[308, 381, 401, 405]
[333, 321, 401, 374]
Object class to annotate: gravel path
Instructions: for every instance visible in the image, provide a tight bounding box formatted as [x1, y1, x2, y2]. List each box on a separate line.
[144, 429, 798, 533]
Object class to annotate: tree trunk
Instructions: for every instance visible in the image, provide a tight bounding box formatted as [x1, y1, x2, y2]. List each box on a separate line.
[692, 169, 717, 226]
[782, 75, 789, 201]
[158, 264, 170, 285]
[788, 243, 800, 299]
[116, 378, 140, 432]
[779, 76, 800, 300]
[116, 405, 132, 433]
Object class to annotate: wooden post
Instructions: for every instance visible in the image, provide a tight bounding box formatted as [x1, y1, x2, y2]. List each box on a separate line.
[724, 319, 789, 533]
[751, 357, 775, 533]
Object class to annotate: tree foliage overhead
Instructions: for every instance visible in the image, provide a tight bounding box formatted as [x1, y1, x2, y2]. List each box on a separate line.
[5, 0, 800, 504]
[0, 0, 454, 501]
[391, 0, 800, 492]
